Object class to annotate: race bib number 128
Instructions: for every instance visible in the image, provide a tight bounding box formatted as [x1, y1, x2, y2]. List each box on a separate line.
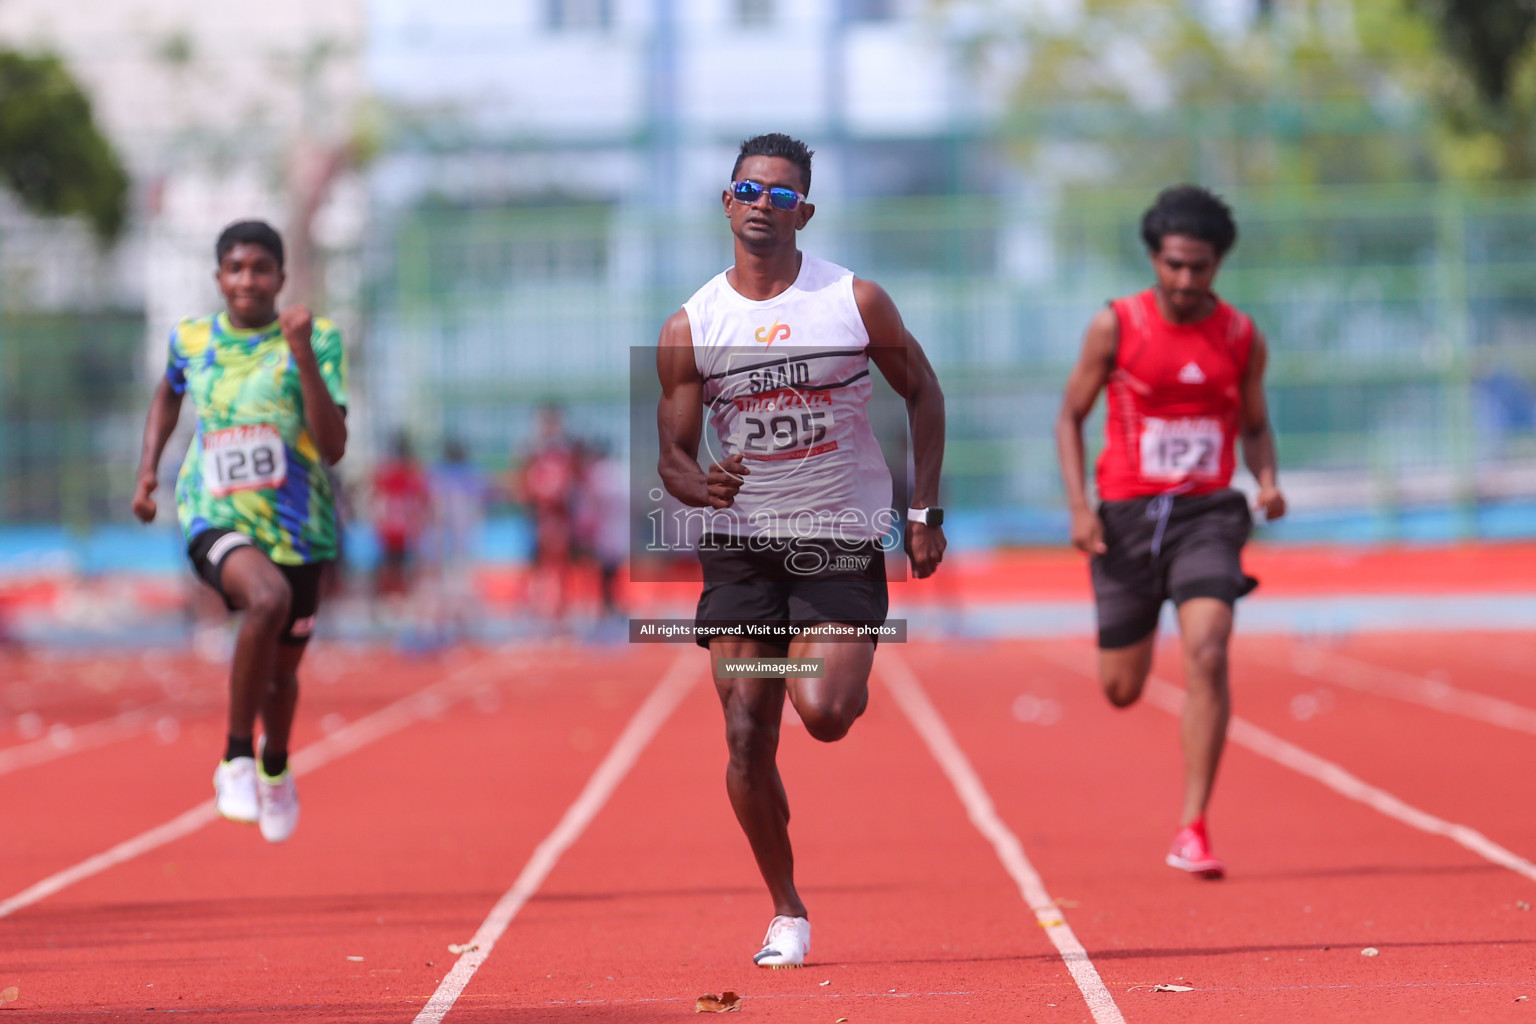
[203, 424, 287, 496]
[1140, 417, 1222, 481]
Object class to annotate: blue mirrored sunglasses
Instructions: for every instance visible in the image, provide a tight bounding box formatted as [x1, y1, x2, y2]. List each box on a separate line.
[731, 180, 805, 211]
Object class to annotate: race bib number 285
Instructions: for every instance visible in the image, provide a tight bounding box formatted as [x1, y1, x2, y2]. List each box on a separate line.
[203, 424, 287, 496]
[1140, 417, 1222, 481]
[734, 407, 836, 457]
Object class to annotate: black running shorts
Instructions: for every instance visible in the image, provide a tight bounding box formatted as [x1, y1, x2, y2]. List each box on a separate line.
[1090, 489, 1257, 650]
[188, 528, 329, 645]
[693, 534, 889, 651]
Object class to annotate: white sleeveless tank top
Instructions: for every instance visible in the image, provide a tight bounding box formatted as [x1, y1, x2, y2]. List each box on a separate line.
[682, 254, 894, 542]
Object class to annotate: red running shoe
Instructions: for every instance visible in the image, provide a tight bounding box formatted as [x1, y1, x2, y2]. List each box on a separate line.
[1166, 817, 1225, 879]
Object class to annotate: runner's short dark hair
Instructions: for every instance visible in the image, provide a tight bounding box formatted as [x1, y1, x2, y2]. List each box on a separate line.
[216, 220, 285, 268]
[1141, 186, 1237, 257]
[732, 134, 814, 194]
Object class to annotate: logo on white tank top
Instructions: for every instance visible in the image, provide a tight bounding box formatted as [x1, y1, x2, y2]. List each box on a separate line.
[754, 319, 791, 346]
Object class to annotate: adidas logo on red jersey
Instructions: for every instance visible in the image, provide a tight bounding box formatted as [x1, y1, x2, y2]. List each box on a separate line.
[1177, 361, 1206, 384]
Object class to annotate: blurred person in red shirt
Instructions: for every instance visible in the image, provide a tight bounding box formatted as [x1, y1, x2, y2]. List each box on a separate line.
[512, 405, 578, 620]
[372, 431, 431, 603]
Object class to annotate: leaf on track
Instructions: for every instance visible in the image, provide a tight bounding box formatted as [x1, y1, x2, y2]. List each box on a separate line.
[694, 991, 741, 1013]
[1517, 901, 1531, 911]
[1153, 984, 1195, 992]
[1361, 947, 1381, 957]
[0, 987, 17, 1005]
[448, 943, 478, 955]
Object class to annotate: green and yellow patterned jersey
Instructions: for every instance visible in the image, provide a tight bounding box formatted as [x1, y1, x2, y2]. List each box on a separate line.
[166, 312, 348, 565]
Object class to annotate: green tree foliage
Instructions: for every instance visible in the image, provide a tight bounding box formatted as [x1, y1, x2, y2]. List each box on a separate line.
[973, 0, 1440, 188]
[1408, 0, 1536, 178]
[968, 0, 1536, 185]
[0, 50, 129, 241]
[1415, 0, 1536, 105]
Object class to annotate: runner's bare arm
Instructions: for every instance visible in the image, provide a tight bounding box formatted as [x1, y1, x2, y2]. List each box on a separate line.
[132, 378, 184, 523]
[857, 278, 946, 578]
[281, 305, 347, 465]
[1056, 306, 1118, 555]
[656, 310, 748, 509]
[1240, 329, 1286, 520]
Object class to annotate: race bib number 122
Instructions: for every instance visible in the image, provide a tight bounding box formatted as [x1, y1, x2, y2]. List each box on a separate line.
[1140, 417, 1222, 480]
[203, 424, 287, 496]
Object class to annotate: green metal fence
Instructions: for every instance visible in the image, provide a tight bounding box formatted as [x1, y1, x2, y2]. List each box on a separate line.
[0, 311, 145, 528]
[367, 185, 1536, 539]
[5, 184, 1536, 541]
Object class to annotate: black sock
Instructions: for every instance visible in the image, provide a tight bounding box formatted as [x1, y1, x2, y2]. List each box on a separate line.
[224, 734, 255, 761]
[261, 748, 288, 777]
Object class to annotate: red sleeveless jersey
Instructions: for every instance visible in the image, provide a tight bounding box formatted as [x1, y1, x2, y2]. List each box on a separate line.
[1096, 289, 1254, 502]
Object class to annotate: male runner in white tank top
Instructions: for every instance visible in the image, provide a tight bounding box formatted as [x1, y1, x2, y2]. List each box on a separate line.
[657, 133, 947, 968]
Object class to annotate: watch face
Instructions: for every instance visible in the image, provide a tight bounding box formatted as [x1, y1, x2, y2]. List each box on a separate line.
[928, 507, 944, 527]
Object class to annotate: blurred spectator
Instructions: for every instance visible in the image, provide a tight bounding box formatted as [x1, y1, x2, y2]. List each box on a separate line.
[512, 405, 578, 620]
[1476, 371, 1536, 458]
[0, 591, 16, 652]
[572, 441, 629, 618]
[371, 431, 431, 604]
[428, 438, 490, 642]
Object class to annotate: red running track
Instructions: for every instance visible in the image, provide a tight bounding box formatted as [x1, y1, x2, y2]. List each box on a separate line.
[1, 633, 1534, 1022]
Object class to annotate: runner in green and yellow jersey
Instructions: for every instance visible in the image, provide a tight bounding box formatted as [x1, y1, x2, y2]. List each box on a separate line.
[133, 220, 349, 843]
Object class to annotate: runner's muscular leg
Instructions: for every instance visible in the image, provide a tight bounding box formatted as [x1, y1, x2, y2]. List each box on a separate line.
[711, 637, 805, 920]
[218, 547, 292, 741]
[785, 624, 874, 743]
[1100, 633, 1156, 708]
[260, 641, 307, 771]
[1175, 597, 1233, 826]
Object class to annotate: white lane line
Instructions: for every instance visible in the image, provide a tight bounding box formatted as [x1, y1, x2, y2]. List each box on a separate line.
[0, 654, 502, 920]
[0, 704, 177, 776]
[1036, 644, 1536, 886]
[1139, 678, 1536, 887]
[880, 653, 1127, 1024]
[414, 652, 698, 1024]
[1290, 647, 1536, 737]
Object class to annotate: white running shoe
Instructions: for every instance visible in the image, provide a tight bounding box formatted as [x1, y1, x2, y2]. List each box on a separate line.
[753, 915, 810, 968]
[213, 757, 259, 823]
[257, 768, 300, 843]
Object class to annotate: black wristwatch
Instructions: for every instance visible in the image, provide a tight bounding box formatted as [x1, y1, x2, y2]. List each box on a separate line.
[907, 506, 944, 527]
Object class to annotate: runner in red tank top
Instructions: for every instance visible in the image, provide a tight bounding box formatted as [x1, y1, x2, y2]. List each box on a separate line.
[1056, 185, 1286, 879]
[1097, 288, 1252, 502]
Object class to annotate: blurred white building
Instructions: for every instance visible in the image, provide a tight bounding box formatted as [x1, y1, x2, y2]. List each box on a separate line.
[367, 0, 1012, 210]
[0, 0, 369, 347]
[361, 0, 1033, 454]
